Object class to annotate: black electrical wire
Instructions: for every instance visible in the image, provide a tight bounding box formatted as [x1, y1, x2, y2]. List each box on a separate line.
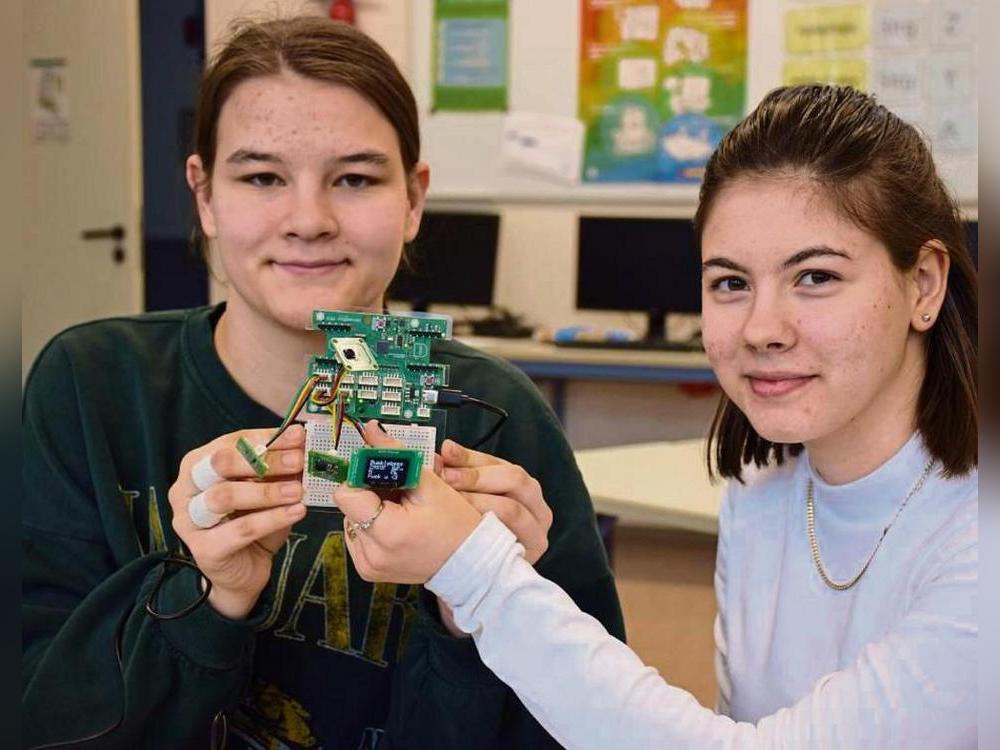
[458, 394, 509, 449]
[144, 553, 212, 620]
[29, 553, 222, 749]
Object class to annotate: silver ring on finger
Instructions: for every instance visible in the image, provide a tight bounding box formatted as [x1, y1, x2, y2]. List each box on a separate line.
[347, 499, 385, 539]
[188, 491, 227, 529]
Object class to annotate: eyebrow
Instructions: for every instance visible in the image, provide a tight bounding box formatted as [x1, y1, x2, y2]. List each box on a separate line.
[702, 245, 852, 274]
[224, 148, 391, 167]
[225, 149, 282, 165]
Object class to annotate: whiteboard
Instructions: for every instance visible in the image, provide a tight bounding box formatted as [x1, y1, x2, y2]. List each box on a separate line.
[409, 0, 977, 207]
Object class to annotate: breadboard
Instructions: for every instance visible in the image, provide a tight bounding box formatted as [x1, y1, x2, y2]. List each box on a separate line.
[302, 419, 436, 508]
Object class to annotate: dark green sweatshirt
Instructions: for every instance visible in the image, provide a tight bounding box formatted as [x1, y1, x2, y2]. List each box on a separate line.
[22, 305, 625, 749]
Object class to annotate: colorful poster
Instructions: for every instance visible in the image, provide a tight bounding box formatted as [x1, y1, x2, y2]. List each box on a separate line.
[579, 0, 748, 184]
[432, 0, 509, 112]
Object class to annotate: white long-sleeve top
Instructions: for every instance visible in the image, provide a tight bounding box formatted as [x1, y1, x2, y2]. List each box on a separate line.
[427, 434, 977, 748]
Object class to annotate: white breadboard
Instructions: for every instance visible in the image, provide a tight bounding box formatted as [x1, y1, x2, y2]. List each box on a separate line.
[302, 419, 437, 508]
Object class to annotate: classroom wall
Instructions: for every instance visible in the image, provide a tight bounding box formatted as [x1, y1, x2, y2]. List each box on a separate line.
[200, 0, 720, 447]
[204, 1, 977, 338]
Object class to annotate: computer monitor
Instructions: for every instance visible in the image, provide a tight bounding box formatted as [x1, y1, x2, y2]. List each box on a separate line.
[577, 216, 701, 343]
[387, 211, 500, 312]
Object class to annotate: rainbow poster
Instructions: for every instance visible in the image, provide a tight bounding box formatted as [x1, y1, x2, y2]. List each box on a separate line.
[579, 0, 747, 183]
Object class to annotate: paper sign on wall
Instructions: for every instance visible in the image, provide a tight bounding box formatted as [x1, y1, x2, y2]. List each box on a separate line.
[31, 58, 70, 142]
[783, 58, 867, 89]
[579, 0, 748, 184]
[501, 112, 584, 184]
[432, 0, 509, 112]
[785, 4, 868, 53]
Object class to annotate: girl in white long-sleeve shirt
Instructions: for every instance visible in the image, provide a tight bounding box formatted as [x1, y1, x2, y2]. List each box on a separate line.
[335, 84, 979, 748]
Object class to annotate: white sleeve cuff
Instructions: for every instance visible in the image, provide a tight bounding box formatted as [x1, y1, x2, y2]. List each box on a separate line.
[427, 511, 523, 614]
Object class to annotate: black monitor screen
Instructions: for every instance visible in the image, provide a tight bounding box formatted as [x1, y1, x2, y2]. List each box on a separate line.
[388, 211, 499, 310]
[577, 216, 701, 316]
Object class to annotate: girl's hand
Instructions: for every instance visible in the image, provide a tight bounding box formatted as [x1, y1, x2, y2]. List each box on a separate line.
[439, 439, 553, 565]
[334, 423, 481, 584]
[167, 425, 307, 619]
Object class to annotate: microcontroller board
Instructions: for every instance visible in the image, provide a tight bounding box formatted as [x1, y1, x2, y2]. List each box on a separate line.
[305, 309, 452, 423]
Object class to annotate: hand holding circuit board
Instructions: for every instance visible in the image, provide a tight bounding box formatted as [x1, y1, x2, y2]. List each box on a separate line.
[334, 420, 554, 585]
[236, 310, 507, 500]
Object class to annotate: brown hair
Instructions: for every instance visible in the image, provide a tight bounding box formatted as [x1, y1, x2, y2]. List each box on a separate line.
[696, 85, 977, 481]
[190, 16, 420, 254]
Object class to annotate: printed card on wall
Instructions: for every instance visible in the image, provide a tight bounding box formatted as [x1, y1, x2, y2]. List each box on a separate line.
[578, 0, 748, 184]
[782, 0, 978, 158]
[31, 58, 70, 142]
[432, 0, 509, 112]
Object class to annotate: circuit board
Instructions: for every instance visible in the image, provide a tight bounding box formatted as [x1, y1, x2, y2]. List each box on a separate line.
[305, 310, 452, 422]
[303, 419, 436, 507]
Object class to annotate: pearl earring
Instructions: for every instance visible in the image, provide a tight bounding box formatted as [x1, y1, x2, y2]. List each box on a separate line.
[921, 313, 932, 322]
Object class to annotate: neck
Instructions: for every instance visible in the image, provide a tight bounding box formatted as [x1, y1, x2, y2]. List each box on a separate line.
[806, 336, 925, 485]
[215, 298, 325, 416]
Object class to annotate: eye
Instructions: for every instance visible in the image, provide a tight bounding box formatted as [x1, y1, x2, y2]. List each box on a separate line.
[242, 172, 284, 188]
[336, 173, 374, 188]
[797, 270, 839, 286]
[709, 276, 749, 293]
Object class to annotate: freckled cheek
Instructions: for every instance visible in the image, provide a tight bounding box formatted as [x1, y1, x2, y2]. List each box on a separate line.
[700, 310, 740, 360]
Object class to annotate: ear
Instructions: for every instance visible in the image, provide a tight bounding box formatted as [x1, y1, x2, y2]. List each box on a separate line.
[186, 154, 217, 239]
[403, 161, 431, 243]
[910, 240, 950, 331]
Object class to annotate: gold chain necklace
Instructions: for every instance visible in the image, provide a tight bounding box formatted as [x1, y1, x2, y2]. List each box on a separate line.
[806, 458, 936, 591]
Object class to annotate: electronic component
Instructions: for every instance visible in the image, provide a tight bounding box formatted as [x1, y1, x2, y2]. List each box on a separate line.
[236, 437, 269, 478]
[307, 451, 349, 483]
[347, 447, 423, 490]
[302, 419, 436, 507]
[331, 337, 379, 372]
[306, 310, 452, 422]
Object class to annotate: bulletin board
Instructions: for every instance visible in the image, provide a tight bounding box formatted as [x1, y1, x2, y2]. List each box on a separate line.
[409, 0, 978, 207]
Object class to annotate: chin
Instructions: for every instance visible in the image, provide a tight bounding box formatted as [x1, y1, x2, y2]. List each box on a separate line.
[739, 407, 817, 446]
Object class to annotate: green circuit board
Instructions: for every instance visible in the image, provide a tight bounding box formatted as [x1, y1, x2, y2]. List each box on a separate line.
[305, 310, 452, 423]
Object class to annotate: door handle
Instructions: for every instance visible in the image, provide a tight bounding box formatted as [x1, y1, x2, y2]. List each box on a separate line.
[81, 224, 125, 241]
[81, 224, 126, 264]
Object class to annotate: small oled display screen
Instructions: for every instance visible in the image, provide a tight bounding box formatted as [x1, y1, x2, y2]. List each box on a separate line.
[365, 457, 411, 488]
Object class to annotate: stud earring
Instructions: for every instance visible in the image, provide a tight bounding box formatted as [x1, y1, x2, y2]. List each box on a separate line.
[920, 313, 932, 322]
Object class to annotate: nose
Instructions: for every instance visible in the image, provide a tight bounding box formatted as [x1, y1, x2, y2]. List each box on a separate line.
[283, 184, 338, 242]
[741, 289, 795, 353]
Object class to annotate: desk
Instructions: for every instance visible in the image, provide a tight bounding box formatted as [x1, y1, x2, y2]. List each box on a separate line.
[459, 336, 714, 383]
[574, 439, 722, 535]
[459, 337, 716, 421]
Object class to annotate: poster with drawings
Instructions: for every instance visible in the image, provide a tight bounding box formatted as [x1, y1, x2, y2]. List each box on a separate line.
[579, 0, 748, 184]
[783, 0, 978, 157]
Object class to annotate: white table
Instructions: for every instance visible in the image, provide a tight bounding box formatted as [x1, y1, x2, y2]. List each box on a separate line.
[457, 336, 716, 422]
[574, 439, 722, 535]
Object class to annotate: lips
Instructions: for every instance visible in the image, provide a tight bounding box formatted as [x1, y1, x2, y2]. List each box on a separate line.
[745, 372, 816, 398]
[270, 259, 349, 276]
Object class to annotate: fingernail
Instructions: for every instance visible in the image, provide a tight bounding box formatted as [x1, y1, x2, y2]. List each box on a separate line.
[287, 503, 306, 517]
[443, 468, 461, 483]
[283, 452, 300, 468]
[281, 482, 300, 497]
